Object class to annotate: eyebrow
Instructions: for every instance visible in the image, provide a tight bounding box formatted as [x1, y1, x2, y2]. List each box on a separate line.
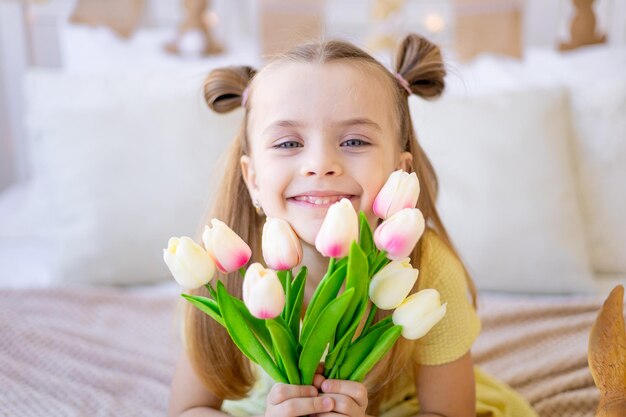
[263, 118, 382, 135]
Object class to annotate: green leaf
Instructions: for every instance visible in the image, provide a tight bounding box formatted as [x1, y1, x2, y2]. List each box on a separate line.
[216, 281, 287, 383]
[336, 242, 369, 339]
[280, 270, 291, 322]
[326, 299, 368, 377]
[276, 270, 288, 291]
[299, 288, 355, 385]
[358, 211, 375, 255]
[370, 251, 390, 276]
[338, 322, 392, 380]
[231, 297, 273, 354]
[356, 315, 393, 344]
[181, 294, 224, 327]
[288, 267, 307, 343]
[349, 325, 403, 382]
[300, 263, 348, 345]
[266, 317, 301, 385]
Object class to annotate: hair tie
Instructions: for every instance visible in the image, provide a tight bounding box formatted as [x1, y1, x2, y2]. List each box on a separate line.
[394, 72, 412, 95]
[241, 87, 249, 107]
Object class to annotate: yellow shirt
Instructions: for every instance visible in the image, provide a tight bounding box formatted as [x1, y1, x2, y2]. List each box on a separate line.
[222, 229, 539, 417]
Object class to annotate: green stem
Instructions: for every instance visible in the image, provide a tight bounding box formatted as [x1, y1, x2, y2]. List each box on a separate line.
[328, 257, 336, 276]
[205, 283, 217, 299]
[360, 303, 377, 338]
[239, 267, 246, 278]
[283, 269, 292, 321]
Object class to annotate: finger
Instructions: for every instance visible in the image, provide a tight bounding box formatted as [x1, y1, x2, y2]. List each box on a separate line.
[316, 362, 325, 374]
[268, 383, 318, 405]
[320, 380, 368, 408]
[313, 373, 326, 390]
[312, 413, 347, 417]
[274, 395, 334, 416]
[318, 393, 360, 416]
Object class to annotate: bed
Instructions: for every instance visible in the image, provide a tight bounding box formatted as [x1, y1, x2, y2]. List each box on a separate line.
[1, 1, 626, 416]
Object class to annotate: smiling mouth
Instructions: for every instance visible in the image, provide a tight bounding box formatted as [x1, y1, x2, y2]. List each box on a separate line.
[288, 195, 355, 208]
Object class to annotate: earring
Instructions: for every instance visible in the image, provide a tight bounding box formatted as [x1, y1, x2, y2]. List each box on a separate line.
[253, 198, 264, 216]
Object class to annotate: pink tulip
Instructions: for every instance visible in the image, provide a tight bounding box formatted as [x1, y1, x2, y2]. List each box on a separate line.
[242, 263, 285, 319]
[315, 198, 359, 258]
[202, 219, 252, 273]
[372, 170, 420, 220]
[262, 217, 303, 270]
[374, 208, 425, 260]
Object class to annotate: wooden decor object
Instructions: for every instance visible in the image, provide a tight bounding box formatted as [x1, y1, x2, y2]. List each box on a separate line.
[366, 0, 407, 52]
[164, 0, 224, 56]
[69, 0, 144, 39]
[454, 0, 523, 61]
[259, 0, 323, 57]
[588, 285, 626, 417]
[559, 0, 607, 51]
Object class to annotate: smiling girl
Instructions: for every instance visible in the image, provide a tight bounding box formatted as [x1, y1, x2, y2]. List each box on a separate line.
[168, 34, 538, 417]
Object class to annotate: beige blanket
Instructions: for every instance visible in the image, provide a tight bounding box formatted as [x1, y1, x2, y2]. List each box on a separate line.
[0, 287, 609, 416]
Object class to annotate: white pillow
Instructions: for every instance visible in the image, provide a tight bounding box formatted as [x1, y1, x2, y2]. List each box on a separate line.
[24, 69, 244, 285]
[411, 86, 596, 293]
[567, 75, 626, 274]
[444, 46, 626, 275]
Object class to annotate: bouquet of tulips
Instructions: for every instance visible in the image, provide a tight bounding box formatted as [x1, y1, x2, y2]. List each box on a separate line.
[163, 170, 447, 386]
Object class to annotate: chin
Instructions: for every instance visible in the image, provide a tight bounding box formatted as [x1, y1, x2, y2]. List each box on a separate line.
[291, 221, 321, 248]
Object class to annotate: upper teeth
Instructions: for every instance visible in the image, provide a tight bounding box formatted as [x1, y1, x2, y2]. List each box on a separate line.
[293, 195, 350, 205]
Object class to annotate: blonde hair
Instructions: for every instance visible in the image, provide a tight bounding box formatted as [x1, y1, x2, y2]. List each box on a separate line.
[185, 33, 478, 415]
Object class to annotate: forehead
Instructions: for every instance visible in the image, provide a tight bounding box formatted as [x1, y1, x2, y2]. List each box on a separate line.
[248, 61, 396, 136]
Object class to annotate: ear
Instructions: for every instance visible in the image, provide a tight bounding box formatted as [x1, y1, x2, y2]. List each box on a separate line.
[240, 154, 260, 200]
[397, 151, 414, 172]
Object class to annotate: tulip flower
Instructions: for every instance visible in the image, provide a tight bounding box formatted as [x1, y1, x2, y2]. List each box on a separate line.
[373, 170, 420, 220]
[373, 208, 425, 260]
[392, 289, 447, 340]
[202, 219, 252, 273]
[369, 258, 419, 310]
[163, 236, 216, 290]
[315, 198, 359, 258]
[242, 263, 285, 319]
[262, 217, 303, 271]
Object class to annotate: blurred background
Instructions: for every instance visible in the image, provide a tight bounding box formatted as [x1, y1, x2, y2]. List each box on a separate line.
[0, 0, 625, 294]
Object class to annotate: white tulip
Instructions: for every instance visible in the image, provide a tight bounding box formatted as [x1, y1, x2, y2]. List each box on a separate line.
[315, 198, 359, 258]
[163, 236, 216, 290]
[262, 217, 303, 270]
[242, 263, 285, 319]
[392, 289, 447, 340]
[369, 258, 419, 310]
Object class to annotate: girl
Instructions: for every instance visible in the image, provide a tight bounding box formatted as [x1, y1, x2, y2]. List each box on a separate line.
[169, 34, 539, 417]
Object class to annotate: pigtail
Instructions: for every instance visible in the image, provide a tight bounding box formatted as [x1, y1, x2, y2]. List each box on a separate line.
[394, 33, 446, 99]
[203, 65, 256, 113]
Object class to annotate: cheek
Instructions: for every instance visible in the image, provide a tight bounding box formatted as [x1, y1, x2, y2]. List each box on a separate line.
[257, 174, 289, 211]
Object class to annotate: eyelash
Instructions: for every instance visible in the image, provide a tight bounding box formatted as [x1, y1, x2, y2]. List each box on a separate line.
[273, 138, 370, 149]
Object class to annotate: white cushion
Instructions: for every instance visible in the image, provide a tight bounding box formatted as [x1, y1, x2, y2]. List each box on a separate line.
[411, 86, 596, 293]
[443, 46, 626, 275]
[567, 75, 626, 274]
[24, 69, 243, 285]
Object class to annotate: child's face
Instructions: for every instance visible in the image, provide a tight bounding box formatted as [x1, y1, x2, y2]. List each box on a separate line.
[241, 62, 412, 246]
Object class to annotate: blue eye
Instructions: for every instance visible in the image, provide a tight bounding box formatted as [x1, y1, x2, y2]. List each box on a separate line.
[274, 141, 303, 149]
[341, 138, 369, 147]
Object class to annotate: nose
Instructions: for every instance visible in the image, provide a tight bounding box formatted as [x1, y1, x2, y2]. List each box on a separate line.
[299, 146, 343, 177]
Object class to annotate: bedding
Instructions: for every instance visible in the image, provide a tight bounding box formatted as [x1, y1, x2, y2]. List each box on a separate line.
[0, 285, 604, 416]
